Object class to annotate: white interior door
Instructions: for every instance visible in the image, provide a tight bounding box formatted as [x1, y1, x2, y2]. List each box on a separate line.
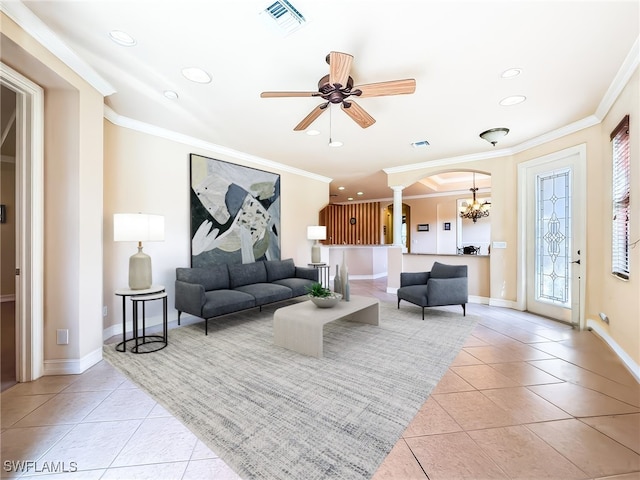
[519, 145, 586, 328]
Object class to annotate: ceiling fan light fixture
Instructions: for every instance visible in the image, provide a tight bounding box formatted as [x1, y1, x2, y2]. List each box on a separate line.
[328, 139, 343, 147]
[181, 67, 212, 84]
[480, 128, 509, 146]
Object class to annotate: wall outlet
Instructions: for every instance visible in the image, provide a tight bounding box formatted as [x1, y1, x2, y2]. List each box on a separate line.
[56, 329, 69, 345]
[103, 306, 108, 317]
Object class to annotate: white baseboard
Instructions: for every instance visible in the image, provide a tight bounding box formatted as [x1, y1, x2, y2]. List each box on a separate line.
[587, 318, 640, 383]
[103, 313, 173, 342]
[43, 348, 103, 375]
[469, 295, 490, 305]
[331, 273, 387, 281]
[489, 298, 521, 310]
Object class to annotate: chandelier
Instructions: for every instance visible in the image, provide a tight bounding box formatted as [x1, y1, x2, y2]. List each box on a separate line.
[460, 173, 490, 223]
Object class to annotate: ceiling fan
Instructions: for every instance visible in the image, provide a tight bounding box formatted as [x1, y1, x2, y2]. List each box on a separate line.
[260, 51, 416, 131]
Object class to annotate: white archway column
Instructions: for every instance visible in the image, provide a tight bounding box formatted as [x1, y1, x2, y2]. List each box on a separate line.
[391, 186, 404, 246]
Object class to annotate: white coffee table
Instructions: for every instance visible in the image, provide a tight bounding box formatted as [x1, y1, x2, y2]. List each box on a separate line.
[273, 295, 379, 357]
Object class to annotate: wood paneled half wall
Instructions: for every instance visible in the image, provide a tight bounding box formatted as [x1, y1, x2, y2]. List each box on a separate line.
[319, 202, 381, 245]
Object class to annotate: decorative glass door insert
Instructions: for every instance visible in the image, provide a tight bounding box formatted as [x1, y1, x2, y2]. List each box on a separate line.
[535, 168, 571, 308]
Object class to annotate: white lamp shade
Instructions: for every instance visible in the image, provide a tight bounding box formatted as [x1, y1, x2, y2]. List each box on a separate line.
[307, 226, 326, 241]
[114, 213, 165, 242]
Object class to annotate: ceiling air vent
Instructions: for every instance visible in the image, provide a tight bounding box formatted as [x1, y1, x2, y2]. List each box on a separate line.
[411, 140, 430, 148]
[260, 0, 307, 36]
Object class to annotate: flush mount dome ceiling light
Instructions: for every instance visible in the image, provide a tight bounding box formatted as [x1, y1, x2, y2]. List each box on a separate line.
[181, 67, 212, 84]
[479, 127, 509, 146]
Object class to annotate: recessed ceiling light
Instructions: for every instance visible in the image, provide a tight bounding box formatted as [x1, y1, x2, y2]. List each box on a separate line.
[181, 67, 212, 84]
[163, 90, 179, 100]
[500, 95, 526, 106]
[109, 30, 136, 47]
[501, 68, 522, 78]
[338, 186, 345, 190]
[357, 192, 363, 196]
[306, 129, 320, 136]
[347, 197, 354, 201]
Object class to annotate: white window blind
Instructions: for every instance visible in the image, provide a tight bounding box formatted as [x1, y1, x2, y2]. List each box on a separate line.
[611, 115, 630, 280]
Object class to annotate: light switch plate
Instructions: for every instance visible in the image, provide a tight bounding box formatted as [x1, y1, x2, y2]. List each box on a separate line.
[492, 241, 507, 249]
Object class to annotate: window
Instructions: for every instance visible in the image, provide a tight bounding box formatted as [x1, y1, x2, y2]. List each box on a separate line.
[611, 115, 630, 280]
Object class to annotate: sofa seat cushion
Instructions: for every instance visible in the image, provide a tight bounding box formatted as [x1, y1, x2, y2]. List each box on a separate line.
[235, 283, 292, 306]
[273, 277, 316, 297]
[202, 290, 256, 318]
[397, 285, 428, 307]
[265, 259, 296, 282]
[228, 261, 267, 288]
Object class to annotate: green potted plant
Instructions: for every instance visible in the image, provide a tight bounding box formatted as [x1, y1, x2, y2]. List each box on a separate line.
[305, 282, 342, 308]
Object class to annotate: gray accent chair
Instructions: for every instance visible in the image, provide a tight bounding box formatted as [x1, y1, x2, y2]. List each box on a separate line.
[397, 262, 468, 319]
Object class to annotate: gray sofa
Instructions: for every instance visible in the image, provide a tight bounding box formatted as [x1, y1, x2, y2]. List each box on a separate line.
[175, 258, 318, 334]
[397, 262, 468, 319]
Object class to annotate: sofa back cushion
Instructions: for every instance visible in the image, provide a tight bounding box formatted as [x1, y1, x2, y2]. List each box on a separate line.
[265, 258, 296, 282]
[228, 261, 267, 288]
[430, 262, 467, 279]
[176, 264, 229, 291]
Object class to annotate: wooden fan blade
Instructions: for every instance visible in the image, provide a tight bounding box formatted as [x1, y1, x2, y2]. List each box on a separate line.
[329, 51, 353, 88]
[261, 91, 318, 98]
[294, 105, 326, 131]
[341, 101, 376, 129]
[355, 79, 416, 98]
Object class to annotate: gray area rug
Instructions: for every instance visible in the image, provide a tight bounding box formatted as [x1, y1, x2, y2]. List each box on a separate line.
[103, 299, 478, 480]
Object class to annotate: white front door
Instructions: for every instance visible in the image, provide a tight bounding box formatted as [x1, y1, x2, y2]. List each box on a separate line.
[519, 145, 586, 328]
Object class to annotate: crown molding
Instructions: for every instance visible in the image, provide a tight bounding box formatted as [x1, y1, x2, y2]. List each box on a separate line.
[385, 35, 639, 177]
[104, 106, 332, 184]
[596, 36, 639, 120]
[1, 1, 116, 96]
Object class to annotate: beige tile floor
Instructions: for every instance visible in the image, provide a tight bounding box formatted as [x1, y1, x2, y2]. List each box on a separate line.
[1, 278, 639, 479]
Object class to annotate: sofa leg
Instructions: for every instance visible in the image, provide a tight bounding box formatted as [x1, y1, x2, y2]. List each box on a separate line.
[205, 318, 208, 336]
[397, 299, 400, 309]
[462, 304, 466, 316]
[177, 311, 181, 326]
[422, 307, 425, 320]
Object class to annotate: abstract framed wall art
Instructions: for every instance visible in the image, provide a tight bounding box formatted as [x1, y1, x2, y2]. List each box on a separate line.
[190, 154, 281, 267]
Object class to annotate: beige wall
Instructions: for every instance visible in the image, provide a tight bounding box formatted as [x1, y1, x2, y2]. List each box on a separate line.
[387, 68, 640, 368]
[102, 122, 330, 333]
[2, 12, 105, 372]
[402, 193, 491, 255]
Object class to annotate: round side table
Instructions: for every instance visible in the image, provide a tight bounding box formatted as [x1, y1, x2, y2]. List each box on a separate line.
[114, 285, 165, 352]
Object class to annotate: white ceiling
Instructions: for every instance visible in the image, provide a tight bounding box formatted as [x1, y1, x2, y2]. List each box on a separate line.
[9, 0, 640, 202]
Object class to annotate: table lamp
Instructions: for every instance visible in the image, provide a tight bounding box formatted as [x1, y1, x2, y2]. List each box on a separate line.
[307, 225, 326, 264]
[114, 213, 165, 290]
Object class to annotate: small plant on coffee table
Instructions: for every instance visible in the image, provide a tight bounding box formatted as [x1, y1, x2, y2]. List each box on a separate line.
[306, 282, 333, 298]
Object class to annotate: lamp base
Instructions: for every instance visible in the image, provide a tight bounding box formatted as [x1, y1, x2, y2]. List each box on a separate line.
[311, 241, 321, 264]
[129, 246, 152, 290]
